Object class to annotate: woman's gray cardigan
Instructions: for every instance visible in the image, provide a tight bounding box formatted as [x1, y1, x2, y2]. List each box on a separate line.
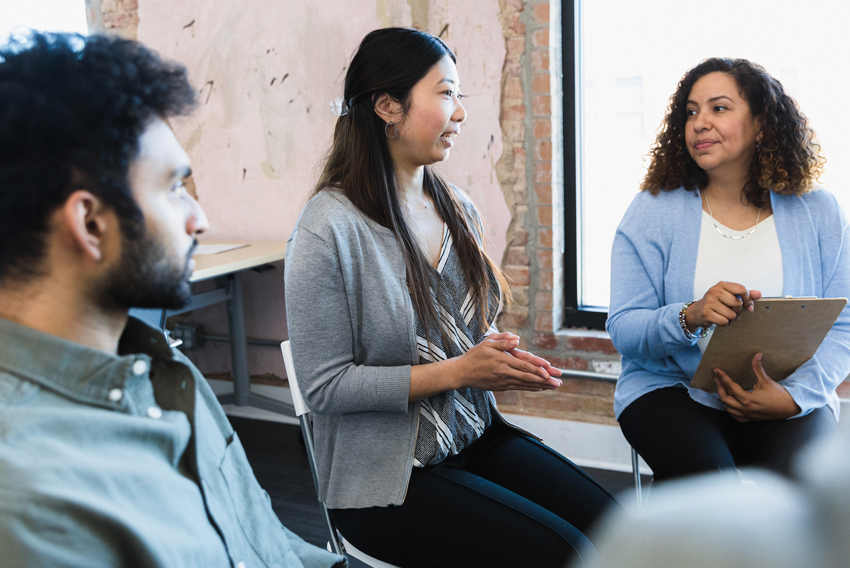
[284, 189, 526, 509]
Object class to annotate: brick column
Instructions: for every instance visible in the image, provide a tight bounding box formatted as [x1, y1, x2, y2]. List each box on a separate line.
[86, 0, 139, 39]
[494, 0, 620, 425]
[495, 0, 531, 335]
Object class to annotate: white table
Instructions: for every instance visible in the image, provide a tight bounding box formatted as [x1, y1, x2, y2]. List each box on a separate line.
[131, 241, 293, 416]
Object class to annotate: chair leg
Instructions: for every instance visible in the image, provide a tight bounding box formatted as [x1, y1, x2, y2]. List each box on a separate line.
[631, 446, 643, 508]
[320, 503, 343, 556]
[299, 415, 343, 555]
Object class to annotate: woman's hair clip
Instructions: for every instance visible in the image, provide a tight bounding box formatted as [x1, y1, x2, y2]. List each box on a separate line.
[330, 95, 350, 116]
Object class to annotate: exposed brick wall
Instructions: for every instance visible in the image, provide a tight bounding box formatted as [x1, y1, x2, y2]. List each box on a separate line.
[495, 0, 620, 425]
[86, 0, 139, 39]
[495, 0, 531, 334]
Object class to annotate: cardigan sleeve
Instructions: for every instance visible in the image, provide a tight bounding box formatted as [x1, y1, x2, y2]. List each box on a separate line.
[781, 193, 850, 417]
[284, 225, 412, 416]
[606, 195, 699, 360]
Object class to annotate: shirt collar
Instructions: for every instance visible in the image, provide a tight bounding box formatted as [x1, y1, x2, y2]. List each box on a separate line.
[0, 316, 175, 410]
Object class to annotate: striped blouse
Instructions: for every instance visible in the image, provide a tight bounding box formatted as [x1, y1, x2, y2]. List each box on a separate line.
[412, 223, 501, 467]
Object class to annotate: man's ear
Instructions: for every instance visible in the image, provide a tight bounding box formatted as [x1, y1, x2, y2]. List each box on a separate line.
[60, 190, 113, 263]
[373, 93, 403, 124]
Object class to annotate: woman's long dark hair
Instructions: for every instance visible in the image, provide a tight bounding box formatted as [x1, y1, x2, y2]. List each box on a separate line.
[641, 57, 824, 208]
[315, 27, 510, 337]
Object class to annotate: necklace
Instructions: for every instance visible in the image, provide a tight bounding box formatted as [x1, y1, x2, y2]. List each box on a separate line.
[701, 189, 761, 240]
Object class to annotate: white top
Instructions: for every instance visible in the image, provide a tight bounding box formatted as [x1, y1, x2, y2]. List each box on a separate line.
[694, 211, 783, 353]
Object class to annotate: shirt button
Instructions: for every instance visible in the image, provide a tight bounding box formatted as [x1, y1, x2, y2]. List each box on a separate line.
[146, 406, 163, 419]
[107, 388, 123, 402]
[236, 562, 246, 568]
[132, 360, 148, 376]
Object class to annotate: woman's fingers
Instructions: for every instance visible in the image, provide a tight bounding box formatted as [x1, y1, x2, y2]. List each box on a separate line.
[715, 368, 749, 399]
[721, 283, 764, 313]
[508, 348, 549, 367]
[486, 331, 519, 342]
[696, 282, 760, 328]
[502, 355, 561, 388]
[714, 372, 753, 421]
[508, 358, 558, 385]
[703, 305, 736, 326]
[747, 289, 762, 310]
[463, 338, 563, 392]
[751, 353, 772, 386]
[713, 369, 748, 406]
[507, 348, 561, 380]
[486, 337, 520, 352]
[506, 347, 564, 381]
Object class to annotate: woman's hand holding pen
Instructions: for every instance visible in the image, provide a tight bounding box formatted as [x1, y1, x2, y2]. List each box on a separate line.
[685, 281, 762, 332]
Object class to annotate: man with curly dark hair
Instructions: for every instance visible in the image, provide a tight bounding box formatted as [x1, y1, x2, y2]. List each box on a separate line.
[608, 57, 849, 483]
[0, 32, 346, 567]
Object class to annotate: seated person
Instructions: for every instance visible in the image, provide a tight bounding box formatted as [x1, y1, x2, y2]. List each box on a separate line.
[0, 32, 345, 568]
[285, 27, 619, 568]
[608, 57, 850, 482]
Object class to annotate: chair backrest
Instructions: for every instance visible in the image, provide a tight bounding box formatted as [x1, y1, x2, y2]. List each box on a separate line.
[279, 340, 403, 568]
[281, 341, 310, 417]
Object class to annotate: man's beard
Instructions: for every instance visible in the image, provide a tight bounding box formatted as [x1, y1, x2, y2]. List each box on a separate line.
[98, 230, 196, 312]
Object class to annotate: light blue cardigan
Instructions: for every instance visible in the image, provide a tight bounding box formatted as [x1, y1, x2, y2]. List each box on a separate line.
[607, 187, 850, 421]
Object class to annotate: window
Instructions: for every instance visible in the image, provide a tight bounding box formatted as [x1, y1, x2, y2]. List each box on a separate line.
[563, 0, 850, 330]
[0, 1, 88, 44]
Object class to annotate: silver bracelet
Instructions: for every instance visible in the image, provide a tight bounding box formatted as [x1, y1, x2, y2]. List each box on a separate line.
[679, 301, 709, 340]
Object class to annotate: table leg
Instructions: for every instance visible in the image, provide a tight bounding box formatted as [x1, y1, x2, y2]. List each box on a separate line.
[221, 271, 294, 417]
[226, 272, 251, 406]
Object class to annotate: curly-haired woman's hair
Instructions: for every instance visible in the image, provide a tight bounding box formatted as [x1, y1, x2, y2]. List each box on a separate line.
[0, 32, 196, 283]
[641, 57, 825, 208]
[315, 28, 510, 337]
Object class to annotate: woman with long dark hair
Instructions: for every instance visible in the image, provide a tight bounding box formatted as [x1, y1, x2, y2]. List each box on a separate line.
[285, 27, 617, 568]
[608, 57, 850, 482]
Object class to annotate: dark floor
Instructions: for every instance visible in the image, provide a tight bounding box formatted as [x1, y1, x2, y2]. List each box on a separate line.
[230, 416, 648, 567]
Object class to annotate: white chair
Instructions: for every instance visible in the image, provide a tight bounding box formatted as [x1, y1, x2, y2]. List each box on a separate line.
[281, 341, 401, 568]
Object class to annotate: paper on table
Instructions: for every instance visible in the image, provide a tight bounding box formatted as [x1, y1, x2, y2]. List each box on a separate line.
[194, 243, 249, 255]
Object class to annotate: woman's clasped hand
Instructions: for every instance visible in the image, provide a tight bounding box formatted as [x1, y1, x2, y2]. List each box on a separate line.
[453, 332, 563, 392]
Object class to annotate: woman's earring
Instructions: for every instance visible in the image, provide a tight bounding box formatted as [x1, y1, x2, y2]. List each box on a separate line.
[385, 121, 398, 139]
[756, 140, 761, 152]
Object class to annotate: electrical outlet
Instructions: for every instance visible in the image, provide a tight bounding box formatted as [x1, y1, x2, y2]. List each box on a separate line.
[172, 324, 204, 350]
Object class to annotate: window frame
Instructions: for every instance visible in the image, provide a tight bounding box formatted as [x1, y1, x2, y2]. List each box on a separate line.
[560, 0, 608, 330]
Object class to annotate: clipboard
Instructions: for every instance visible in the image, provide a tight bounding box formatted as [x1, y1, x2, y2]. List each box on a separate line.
[689, 297, 847, 392]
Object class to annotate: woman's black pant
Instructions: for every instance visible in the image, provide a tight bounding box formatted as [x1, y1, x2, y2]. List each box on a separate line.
[619, 387, 838, 482]
[329, 421, 620, 568]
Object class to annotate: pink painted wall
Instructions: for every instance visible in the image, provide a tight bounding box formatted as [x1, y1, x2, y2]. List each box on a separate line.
[137, 0, 510, 378]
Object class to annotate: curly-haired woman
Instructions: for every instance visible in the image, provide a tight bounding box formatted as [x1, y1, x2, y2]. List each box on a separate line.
[608, 58, 850, 482]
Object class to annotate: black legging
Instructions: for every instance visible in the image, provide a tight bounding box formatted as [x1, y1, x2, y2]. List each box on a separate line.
[329, 421, 619, 568]
[619, 387, 838, 482]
